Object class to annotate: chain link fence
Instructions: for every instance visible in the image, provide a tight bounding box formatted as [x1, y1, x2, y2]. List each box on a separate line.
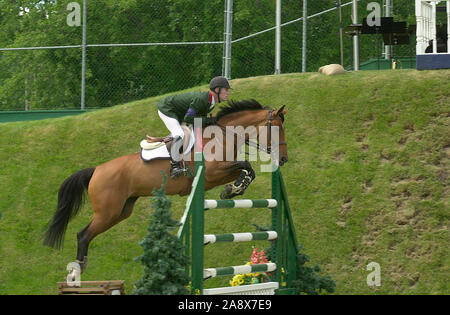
[232, 0, 417, 76]
[0, 0, 417, 111]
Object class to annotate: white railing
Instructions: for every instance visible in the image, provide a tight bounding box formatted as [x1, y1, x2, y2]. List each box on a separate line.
[203, 282, 279, 295]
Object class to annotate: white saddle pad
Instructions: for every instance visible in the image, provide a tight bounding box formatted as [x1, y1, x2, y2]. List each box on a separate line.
[140, 125, 195, 162]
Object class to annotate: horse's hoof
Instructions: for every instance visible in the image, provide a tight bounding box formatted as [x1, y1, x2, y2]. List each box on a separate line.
[220, 184, 233, 199]
[76, 256, 88, 273]
[221, 184, 246, 199]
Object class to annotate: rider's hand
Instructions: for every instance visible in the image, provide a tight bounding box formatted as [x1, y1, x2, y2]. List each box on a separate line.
[205, 117, 217, 126]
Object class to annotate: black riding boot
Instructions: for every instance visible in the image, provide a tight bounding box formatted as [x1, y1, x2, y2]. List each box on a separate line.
[170, 160, 185, 179]
[168, 136, 191, 179]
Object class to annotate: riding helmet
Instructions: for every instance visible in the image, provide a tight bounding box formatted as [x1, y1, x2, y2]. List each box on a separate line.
[209, 76, 232, 91]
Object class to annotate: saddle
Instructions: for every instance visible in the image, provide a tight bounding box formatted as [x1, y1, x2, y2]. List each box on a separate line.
[140, 135, 171, 150]
[140, 124, 194, 162]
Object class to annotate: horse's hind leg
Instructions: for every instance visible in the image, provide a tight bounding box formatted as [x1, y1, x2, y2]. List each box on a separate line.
[75, 195, 138, 273]
[75, 212, 119, 273]
[76, 224, 91, 271]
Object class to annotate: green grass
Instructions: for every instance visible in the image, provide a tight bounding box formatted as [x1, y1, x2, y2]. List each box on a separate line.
[0, 69, 449, 294]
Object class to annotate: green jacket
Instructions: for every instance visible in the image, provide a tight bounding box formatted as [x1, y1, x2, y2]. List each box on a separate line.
[156, 91, 214, 126]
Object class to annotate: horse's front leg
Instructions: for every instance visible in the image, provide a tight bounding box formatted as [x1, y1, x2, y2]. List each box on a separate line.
[218, 160, 256, 199]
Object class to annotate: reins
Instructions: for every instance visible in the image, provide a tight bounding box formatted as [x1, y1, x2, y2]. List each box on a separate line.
[215, 109, 287, 155]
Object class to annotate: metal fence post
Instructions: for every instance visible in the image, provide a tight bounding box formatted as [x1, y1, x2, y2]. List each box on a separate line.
[338, 0, 344, 66]
[275, 0, 281, 74]
[223, 0, 233, 79]
[302, 0, 307, 72]
[352, 0, 360, 70]
[384, 0, 392, 60]
[81, 0, 87, 110]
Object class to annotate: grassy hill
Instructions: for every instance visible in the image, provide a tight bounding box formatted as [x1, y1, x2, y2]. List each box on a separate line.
[0, 70, 448, 294]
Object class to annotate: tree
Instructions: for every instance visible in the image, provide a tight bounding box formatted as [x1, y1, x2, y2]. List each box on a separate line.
[0, 0, 418, 110]
[292, 246, 336, 295]
[133, 172, 190, 295]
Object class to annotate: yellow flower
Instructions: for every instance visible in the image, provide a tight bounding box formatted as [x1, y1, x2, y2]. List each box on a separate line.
[230, 274, 246, 286]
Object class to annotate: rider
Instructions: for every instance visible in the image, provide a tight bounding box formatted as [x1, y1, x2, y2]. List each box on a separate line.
[156, 76, 232, 178]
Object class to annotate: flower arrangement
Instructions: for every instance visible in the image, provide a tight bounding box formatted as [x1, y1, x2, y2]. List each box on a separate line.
[229, 247, 272, 287]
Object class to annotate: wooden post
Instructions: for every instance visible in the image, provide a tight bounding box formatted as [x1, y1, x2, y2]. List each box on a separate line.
[191, 127, 205, 295]
[271, 168, 282, 287]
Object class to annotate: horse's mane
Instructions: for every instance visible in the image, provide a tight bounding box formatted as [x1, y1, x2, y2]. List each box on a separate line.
[216, 99, 271, 121]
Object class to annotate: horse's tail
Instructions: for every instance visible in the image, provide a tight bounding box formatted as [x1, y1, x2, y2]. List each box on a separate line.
[43, 168, 95, 249]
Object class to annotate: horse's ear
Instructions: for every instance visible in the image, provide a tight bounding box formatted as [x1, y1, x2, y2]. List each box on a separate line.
[273, 105, 287, 116]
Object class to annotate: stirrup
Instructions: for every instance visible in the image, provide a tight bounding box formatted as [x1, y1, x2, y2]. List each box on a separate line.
[170, 168, 185, 179]
[170, 161, 192, 179]
[170, 161, 185, 179]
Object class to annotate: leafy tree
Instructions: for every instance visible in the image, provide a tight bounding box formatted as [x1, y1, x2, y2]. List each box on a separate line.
[0, 0, 418, 110]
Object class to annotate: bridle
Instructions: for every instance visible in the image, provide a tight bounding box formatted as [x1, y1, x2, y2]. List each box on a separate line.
[216, 109, 287, 155]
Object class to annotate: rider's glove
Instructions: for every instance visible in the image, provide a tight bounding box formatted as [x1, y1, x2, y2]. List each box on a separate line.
[204, 116, 217, 126]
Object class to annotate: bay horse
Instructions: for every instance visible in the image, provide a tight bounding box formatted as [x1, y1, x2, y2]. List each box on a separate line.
[43, 99, 288, 273]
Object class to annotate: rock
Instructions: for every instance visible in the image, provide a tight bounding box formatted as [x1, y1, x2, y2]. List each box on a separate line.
[318, 64, 347, 75]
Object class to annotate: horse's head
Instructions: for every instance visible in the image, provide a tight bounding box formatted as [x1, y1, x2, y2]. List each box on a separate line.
[263, 105, 288, 166]
[216, 99, 288, 166]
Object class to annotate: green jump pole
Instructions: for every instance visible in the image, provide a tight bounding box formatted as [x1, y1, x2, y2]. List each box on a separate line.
[191, 127, 205, 295]
[271, 167, 283, 288]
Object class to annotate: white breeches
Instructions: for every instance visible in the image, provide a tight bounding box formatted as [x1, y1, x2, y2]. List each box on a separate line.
[158, 110, 185, 140]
